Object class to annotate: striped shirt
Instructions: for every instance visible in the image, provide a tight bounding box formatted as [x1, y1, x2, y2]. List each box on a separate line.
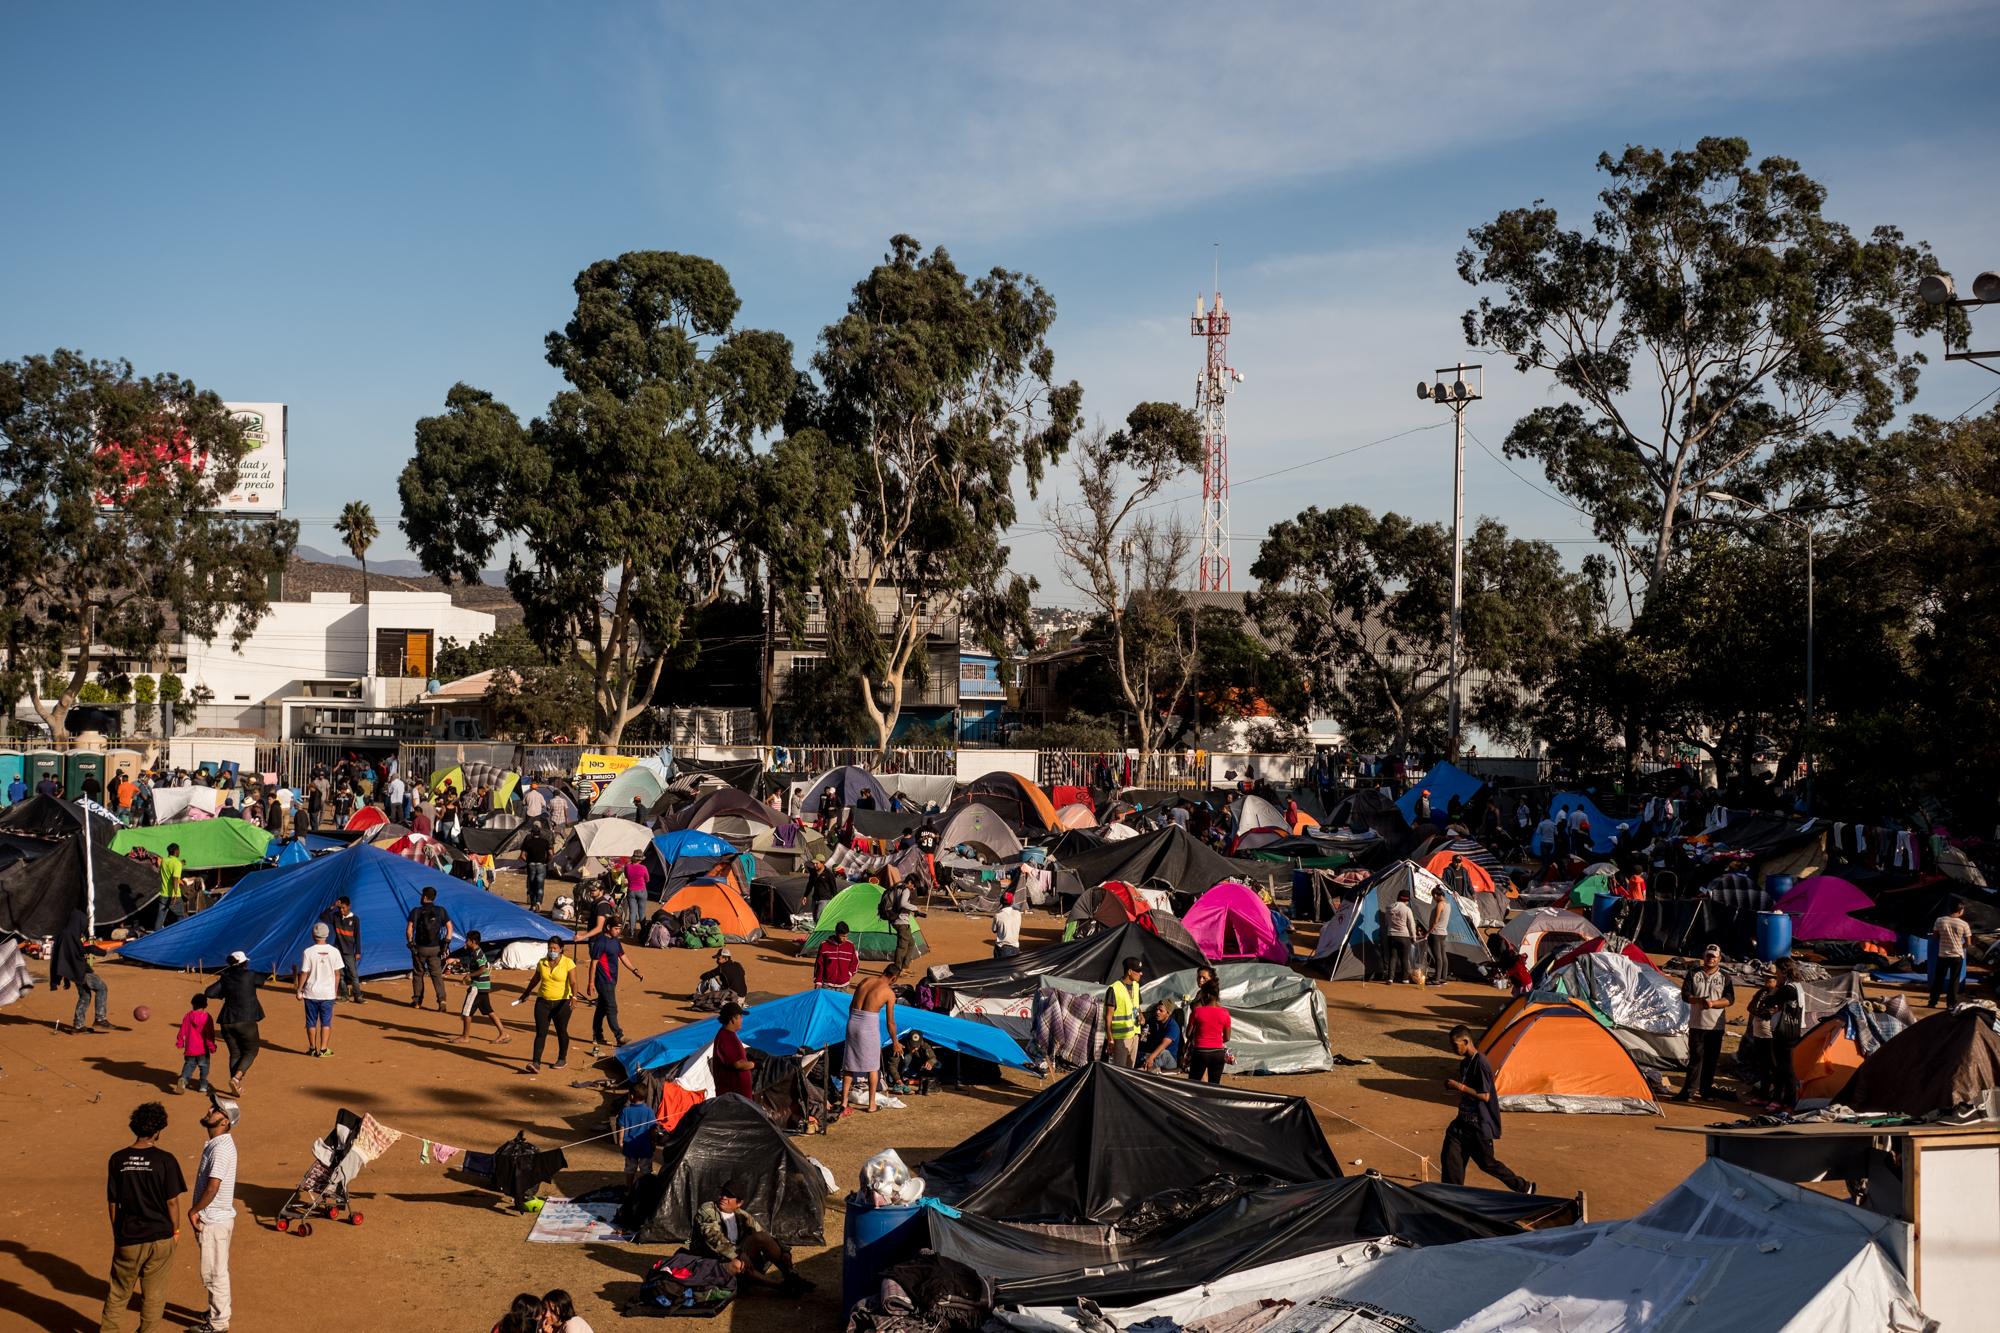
[195, 1133, 237, 1223]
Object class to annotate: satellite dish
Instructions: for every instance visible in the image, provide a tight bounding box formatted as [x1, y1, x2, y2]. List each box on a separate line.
[1416, 381, 1431, 399]
[1974, 271, 2000, 303]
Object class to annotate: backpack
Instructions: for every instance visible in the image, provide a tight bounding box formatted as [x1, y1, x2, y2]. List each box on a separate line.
[410, 904, 445, 949]
[877, 885, 900, 924]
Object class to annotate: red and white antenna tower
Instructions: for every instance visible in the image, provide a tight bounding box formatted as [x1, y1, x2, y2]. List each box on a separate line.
[1190, 262, 1240, 591]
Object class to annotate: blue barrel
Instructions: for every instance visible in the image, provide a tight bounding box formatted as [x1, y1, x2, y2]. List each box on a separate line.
[842, 1198, 926, 1311]
[1591, 894, 1623, 931]
[1755, 911, 1793, 963]
[1764, 874, 1796, 900]
[1905, 934, 1932, 966]
[1929, 953, 1969, 986]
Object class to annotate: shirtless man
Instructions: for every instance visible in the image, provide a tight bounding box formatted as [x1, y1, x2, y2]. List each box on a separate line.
[844, 964, 901, 1114]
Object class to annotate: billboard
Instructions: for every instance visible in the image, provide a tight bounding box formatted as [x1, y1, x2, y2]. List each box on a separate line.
[95, 400, 287, 513]
[573, 752, 639, 800]
[215, 402, 286, 511]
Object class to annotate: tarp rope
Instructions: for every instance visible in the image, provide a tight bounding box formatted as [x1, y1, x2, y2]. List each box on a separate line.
[1307, 1097, 1432, 1182]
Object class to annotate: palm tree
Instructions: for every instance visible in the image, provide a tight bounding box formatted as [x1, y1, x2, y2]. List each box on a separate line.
[334, 500, 379, 597]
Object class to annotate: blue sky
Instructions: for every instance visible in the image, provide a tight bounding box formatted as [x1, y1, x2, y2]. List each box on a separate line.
[6, 3, 1998, 605]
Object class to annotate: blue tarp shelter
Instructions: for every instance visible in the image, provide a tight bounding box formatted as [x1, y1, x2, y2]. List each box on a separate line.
[643, 830, 752, 896]
[120, 844, 569, 977]
[1395, 762, 1484, 823]
[1532, 792, 1622, 856]
[615, 987, 1030, 1076]
[266, 839, 313, 867]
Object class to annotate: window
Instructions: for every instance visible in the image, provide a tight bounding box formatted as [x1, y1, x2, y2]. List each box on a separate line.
[960, 662, 986, 681]
[375, 628, 434, 679]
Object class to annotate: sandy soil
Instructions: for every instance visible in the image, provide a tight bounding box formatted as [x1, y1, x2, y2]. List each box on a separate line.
[0, 874, 1740, 1333]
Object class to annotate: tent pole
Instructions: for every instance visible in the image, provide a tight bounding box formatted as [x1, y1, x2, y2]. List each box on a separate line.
[83, 799, 97, 937]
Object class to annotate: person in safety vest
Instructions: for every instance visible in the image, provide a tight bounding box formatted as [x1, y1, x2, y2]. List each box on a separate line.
[1101, 957, 1146, 1067]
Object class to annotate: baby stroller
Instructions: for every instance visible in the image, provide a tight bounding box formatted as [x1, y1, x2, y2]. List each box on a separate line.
[276, 1108, 367, 1235]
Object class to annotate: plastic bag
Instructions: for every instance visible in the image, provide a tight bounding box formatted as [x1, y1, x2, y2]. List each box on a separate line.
[859, 1148, 926, 1206]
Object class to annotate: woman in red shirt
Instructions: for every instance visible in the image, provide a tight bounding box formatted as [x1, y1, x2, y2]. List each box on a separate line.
[1183, 985, 1231, 1084]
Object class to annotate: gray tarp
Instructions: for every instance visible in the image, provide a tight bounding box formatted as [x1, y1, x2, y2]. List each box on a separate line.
[1548, 951, 1690, 1071]
[1038, 962, 1332, 1074]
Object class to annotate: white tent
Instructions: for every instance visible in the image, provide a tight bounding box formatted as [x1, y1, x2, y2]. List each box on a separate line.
[1500, 906, 1603, 968]
[882, 772, 956, 811]
[552, 817, 654, 878]
[999, 1159, 1925, 1333]
[153, 786, 221, 823]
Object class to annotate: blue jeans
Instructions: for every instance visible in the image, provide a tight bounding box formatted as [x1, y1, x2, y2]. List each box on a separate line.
[526, 863, 547, 909]
[72, 973, 108, 1027]
[178, 1054, 211, 1088]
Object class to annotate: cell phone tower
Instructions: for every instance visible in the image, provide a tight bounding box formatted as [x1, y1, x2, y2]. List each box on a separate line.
[1190, 265, 1241, 591]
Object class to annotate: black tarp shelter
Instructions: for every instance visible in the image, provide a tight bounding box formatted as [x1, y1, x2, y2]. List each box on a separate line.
[915, 1062, 1340, 1223]
[0, 835, 159, 938]
[928, 921, 1206, 1006]
[613, 1094, 826, 1245]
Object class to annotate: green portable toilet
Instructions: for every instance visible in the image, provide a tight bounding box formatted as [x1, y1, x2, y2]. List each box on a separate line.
[0, 751, 22, 800]
[65, 750, 106, 801]
[28, 749, 62, 792]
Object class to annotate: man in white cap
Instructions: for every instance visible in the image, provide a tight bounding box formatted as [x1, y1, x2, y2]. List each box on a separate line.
[1676, 944, 1735, 1102]
[296, 923, 344, 1058]
[189, 1093, 240, 1332]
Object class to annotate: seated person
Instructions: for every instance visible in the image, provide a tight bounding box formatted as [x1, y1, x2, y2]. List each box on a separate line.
[696, 948, 748, 1000]
[1139, 999, 1182, 1073]
[693, 1181, 814, 1296]
[888, 1033, 938, 1094]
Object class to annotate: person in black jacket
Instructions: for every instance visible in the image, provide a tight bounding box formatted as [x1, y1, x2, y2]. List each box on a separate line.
[203, 950, 266, 1094]
[318, 896, 364, 1003]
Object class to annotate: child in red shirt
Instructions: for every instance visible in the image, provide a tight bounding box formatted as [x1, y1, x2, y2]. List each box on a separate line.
[174, 992, 218, 1094]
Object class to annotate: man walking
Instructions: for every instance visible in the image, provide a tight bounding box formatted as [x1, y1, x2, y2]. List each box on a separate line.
[189, 1095, 239, 1333]
[1930, 899, 1972, 1009]
[451, 931, 508, 1046]
[1100, 957, 1144, 1067]
[405, 886, 453, 1011]
[318, 896, 364, 1003]
[882, 876, 921, 973]
[297, 923, 343, 1058]
[522, 823, 552, 913]
[1675, 944, 1735, 1101]
[100, 1100, 186, 1333]
[1441, 1025, 1534, 1194]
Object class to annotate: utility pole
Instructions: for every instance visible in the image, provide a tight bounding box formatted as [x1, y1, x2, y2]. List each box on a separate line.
[1417, 365, 1482, 760]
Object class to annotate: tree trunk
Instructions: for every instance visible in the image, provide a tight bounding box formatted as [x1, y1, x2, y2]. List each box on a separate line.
[760, 574, 776, 748]
[359, 554, 370, 599]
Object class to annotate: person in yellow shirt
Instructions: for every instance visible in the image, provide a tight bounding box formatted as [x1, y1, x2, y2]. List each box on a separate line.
[513, 936, 575, 1076]
[157, 845, 188, 929]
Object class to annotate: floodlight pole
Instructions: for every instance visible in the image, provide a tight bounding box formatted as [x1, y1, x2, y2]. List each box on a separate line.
[1419, 365, 1481, 761]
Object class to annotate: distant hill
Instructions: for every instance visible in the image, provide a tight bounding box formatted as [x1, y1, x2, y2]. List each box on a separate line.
[295, 544, 509, 586]
[284, 552, 522, 627]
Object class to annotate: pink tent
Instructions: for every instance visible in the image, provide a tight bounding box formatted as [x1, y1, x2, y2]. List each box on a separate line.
[1776, 875, 1897, 944]
[1182, 880, 1287, 963]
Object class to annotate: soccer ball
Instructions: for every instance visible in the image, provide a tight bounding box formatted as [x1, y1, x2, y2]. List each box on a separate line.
[132, 1006, 151, 1022]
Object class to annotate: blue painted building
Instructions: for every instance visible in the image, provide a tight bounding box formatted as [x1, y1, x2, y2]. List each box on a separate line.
[958, 650, 1007, 741]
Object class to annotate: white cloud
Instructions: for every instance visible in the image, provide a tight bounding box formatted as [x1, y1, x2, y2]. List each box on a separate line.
[645, 0, 1991, 244]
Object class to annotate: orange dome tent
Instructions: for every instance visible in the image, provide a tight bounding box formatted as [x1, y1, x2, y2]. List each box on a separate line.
[1483, 1003, 1659, 1114]
[1424, 848, 1498, 898]
[661, 871, 763, 943]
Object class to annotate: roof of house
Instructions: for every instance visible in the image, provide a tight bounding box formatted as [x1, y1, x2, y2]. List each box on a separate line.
[282, 556, 522, 627]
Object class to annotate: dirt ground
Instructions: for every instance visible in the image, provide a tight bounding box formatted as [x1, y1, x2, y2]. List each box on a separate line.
[0, 875, 1744, 1333]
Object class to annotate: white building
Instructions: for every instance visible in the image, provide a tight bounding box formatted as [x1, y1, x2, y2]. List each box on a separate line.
[181, 590, 495, 738]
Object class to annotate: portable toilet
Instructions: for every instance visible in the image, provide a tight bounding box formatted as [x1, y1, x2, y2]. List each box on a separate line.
[28, 749, 62, 792]
[109, 749, 144, 783]
[0, 751, 22, 800]
[66, 750, 107, 801]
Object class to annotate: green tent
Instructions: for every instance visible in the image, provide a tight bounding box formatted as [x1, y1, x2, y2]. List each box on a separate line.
[111, 820, 273, 870]
[801, 882, 927, 961]
[1569, 873, 1613, 907]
